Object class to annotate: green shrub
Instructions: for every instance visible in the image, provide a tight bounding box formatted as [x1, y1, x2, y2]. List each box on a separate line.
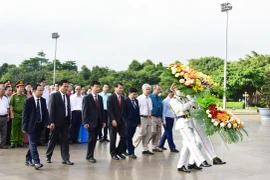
[225, 102, 245, 109]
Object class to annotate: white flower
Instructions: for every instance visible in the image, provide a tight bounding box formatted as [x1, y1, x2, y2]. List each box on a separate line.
[206, 110, 210, 114]
[233, 123, 237, 128]
[214, 122, 219, 126]
[227, 123, 232, 128]
[208, 114, 212, 118]
[211, 119, 215, 123]
[184, 81, 190, 86]
[172, 69, 176, 74]
[179, 79, 185, 83]
[220, 122, 225, 128]
[175, 73, 180, 77]
[237, 119, 241, 124]
[180, 72, 184, 76]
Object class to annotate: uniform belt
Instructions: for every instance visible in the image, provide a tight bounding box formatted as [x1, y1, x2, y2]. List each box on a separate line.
[176, 115, 189, 119]
[0, 114, 8, 117]
[152, 115, 161, 118]
[140, 115, 149, 118]
[166, 117, 175, 120]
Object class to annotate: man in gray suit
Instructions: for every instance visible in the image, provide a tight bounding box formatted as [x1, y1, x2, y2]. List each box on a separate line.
[46, 79, 74, 165]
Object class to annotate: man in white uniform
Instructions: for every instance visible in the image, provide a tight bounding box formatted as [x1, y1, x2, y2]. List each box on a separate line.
[187, 96, 226, 169]
[170, 90, 211, 173]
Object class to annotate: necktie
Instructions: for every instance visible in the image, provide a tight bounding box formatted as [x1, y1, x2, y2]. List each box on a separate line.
[131, 99, 137, 109]
[63, 95, 67, 116]
[94, 95, 99, 108]
[118, 95, 122, 106]
[37, 99, 41, 122]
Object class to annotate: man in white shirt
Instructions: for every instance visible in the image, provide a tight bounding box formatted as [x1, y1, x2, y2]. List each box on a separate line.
[98, 83, 111, 142]
[50, 82, 59, 94]
[4, 85, 12, 145]
[69, 85, 83, 144]
[134, 84, 154, 155]
[0, 85, 9, 148]
[38, 78, 50, 146]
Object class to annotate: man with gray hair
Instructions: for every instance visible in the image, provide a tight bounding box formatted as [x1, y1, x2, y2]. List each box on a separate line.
[134, 84, 154, 155]
[149, 85, 163, 152]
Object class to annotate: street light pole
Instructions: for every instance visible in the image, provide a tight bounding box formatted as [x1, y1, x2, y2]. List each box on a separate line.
[221, 3, 232, 109]
[52, 32, 60, 84]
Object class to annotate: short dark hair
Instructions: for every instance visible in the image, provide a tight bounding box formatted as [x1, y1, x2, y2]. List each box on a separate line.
[3, 80, 10, 84]
[90, 81, 101, 87]
[129, 87, 138, 93]
[114, 82, 123, 88]
[38, 78, 46, 83]
[4, 85, 12, 91]
[59, 79, 69, 86]
[74, 84, 81, 89]
[32, 83, 42, 91]
[54, 82, 59, 86]
[103, 83, 110, 87]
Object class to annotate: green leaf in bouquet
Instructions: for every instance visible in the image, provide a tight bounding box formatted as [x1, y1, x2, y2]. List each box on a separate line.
[196, 95, 220, 109]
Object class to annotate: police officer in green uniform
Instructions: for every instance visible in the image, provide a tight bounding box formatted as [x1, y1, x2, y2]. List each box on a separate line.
[10, 81, 27, 148]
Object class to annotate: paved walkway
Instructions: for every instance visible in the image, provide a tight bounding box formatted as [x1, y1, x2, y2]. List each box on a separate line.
[0, 114, 268, 180]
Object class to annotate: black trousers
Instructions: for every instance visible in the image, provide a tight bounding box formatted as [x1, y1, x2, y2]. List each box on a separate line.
[69, 111, 82, 142]
[86, 125, 101, 159]
[46, 119, 70, 161]
[6, 119, 12, 145]
[39, 124, 50, 144]
[26, 123, 43, 164]
[99, 110, 109, 140]
[110, 123, 126, 155]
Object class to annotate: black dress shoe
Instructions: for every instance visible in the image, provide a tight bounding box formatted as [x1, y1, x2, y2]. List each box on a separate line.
[46, 158, 51, 163]
[129, 154, 137, 159]
[34, 163, 43, 170]
[118, 154, 126, 159]
[74, 140, 82, 144]
[112, 155, 120, 160]
[152, 148, 163, 152]
[213, 157, 226, 165]
[200, 160, 212, 167]
[177, 166, 190, 173]
[159, 147, 167, 150]
[188, 163, 203, 170]
[89, 157, 97, 163]
[25, 161, 34, 166]
[17, 144, 24, 148]
[171, 149, 179, 153]
[123, 152, 129, 156]
[142, 150, 154, 155]
[10, 144, 15, 148]
[62, 160, 74, 165]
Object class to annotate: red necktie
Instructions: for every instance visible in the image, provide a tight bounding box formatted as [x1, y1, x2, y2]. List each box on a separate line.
[94, 96, 99, 109]
[118, 95, 122, 106]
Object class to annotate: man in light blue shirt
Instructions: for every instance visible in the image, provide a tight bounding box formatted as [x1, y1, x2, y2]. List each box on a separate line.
[158, 89, 179, 152]
[98, 83, 111, 142]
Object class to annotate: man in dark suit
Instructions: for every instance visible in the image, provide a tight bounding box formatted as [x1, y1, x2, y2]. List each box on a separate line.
[107, 82, 126, 160]
[82, 81, 106, 163]
[22, 84, 50, 170]
[46, 79, 74, 165]
[124, 87, 141, 159]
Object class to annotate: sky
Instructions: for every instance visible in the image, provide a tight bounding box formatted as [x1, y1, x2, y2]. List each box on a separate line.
[0, 0, 269, 71]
